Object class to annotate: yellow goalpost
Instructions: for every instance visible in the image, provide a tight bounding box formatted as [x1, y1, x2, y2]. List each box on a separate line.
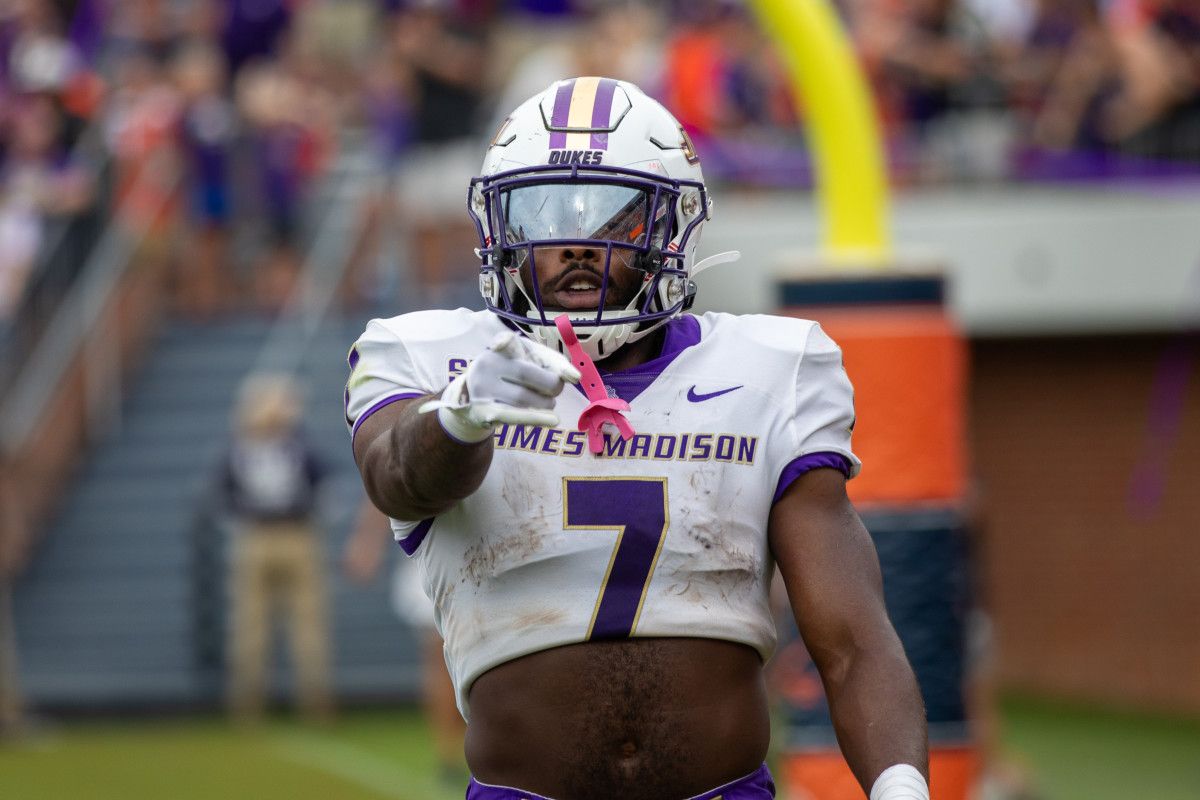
[748, 0, 892, 265]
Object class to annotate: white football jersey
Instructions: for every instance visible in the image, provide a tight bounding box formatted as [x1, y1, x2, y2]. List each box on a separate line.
[345, 309, 860, 716]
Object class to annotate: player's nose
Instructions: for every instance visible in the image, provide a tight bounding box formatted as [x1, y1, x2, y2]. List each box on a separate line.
[555, 246, 598, 263]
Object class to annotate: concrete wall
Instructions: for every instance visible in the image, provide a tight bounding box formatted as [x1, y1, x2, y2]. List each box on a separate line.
[695, 183, 1200, 335]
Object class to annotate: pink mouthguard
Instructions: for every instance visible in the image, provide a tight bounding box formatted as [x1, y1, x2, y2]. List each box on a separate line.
[554, 315, 635, 454]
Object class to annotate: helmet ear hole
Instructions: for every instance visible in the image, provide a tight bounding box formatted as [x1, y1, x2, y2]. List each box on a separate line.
[634, 246, 663, 275]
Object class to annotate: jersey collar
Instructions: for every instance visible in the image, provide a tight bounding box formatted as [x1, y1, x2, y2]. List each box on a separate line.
[593, 314, 701, 403]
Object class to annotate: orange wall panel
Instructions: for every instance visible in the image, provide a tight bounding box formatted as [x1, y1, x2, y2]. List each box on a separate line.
[783, 306, 968, 505]
[783, 747, 978, 800]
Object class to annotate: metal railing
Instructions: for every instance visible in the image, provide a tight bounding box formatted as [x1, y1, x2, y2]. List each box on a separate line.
[0, 162, 182, 455]
[251, 141, 374, 377]
[0, 122, 110, 406]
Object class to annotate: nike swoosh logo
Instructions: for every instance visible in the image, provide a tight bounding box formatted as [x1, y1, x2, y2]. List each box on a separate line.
[687, 385, 743, 402]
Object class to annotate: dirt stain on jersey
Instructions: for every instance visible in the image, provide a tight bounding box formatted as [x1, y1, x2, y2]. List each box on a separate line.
[459, 470, 559, 587]
[501, 469, 543, 518]
[688, 467, 715, 497]
[511, 608, 567, 631]
[666, 511, 761, 606]
[462, 528, 541, 586]
[665, 578, 708, 609]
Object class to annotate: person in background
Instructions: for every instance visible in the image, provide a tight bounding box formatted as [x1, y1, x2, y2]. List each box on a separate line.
[102, 0, 184, 66]
[390, 0, 489, 305]
[492, 0, 664, 125]
[661, 1, 742, 143]
[103, 48, 182, 253]
[0, 95, 91, 322]
[998, 0, 1093, 135]
[1102, 0, 1200, 161]
[1, 0, 98, 161]
[220, 0, 293, 76]
[1027, 0, 1200, 163]
[236, 50, 335, 311]
[1026, 0, 1122, 152]
[342, 498, 468, 787]
[172, 40, 236, 318]
[344, 34, 415, 308]
[660, 0, 798, 183]
[220, 373, 333, 725]
[3, 0, 83, 99]
[854, 0, 1004, 180]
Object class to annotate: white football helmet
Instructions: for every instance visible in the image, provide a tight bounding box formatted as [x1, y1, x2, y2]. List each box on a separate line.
[468, 77, 712, 361]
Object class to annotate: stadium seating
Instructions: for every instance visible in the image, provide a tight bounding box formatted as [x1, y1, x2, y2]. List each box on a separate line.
[14, 314, 423, 710]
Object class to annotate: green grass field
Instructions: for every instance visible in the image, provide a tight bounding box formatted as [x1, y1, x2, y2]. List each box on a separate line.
[0, 710, 462, 800]
[2, 699, 1198, 799]
[998, 697, 1200, 800]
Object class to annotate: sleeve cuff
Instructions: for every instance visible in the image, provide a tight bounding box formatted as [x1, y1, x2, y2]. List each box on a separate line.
[773, 451, 853, 503]
[350, 392, 424, 441]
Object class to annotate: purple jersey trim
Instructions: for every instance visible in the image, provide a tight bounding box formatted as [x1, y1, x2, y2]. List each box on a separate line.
[549, 79, 574, 149]
[350, 392, 423, 440]
[593, 314, 701, 403]
[590, 78, 617, 149]
[773, 452, 853, 503]
[348, 346, 360, 369]
[467, 763, 774, 799]
[466, 777, 555, 800]
[398, 517, 434, 556]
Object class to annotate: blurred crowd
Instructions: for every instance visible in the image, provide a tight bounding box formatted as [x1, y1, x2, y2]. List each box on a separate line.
[0, 0, 349, 325]
[2, 0, 1200, 325]
[853, 0, 1200, 180]
[656, 0, 1200, 183]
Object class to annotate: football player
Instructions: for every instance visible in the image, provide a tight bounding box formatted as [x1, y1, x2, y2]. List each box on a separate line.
[347, 77, 929, 800]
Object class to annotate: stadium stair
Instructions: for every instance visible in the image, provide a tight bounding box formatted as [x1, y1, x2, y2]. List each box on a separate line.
[13, 311, 424, 712]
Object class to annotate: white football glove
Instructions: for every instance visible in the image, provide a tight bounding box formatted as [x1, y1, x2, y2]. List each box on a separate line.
[418, 331, 581, 443]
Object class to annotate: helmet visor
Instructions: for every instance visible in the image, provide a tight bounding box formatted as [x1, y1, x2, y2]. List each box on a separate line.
[499, 181, 670, 250]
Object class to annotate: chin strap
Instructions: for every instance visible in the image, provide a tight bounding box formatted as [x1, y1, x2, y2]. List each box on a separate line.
[555, 315, 636, 454]
[691, 250, 740, 277]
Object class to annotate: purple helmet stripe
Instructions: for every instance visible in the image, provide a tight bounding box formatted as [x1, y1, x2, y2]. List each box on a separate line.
[549, 79, 575, 149]
[590, 78, 618, 149]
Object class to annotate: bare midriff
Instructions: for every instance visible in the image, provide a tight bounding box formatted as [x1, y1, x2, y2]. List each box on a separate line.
[465, 637, 770, 800]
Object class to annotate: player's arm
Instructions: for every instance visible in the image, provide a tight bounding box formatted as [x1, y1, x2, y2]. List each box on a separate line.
[353, 394, 492, 520]
[352, 331, 580, 521]
[769, 467, 930, 799]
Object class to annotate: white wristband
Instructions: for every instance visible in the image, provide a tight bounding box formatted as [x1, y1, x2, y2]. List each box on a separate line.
[420, 373, 494, 444]
[435, 405, 494, 444]
[869, 764, 929, 800]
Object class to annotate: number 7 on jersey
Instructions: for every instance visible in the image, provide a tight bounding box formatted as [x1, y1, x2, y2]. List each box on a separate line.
[562, 477, 670, 640]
